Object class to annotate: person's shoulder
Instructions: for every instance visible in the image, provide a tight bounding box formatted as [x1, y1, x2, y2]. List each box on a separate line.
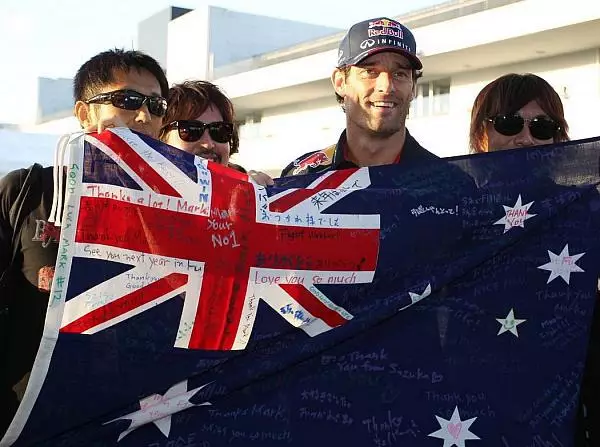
[418, 146, 439, 160]
[0, 164, 48, 200]
[1, 166, 34, 191]
[227, 162, 247, 174]
[280, 144, 337, 177]
[404, 131, 439, 162]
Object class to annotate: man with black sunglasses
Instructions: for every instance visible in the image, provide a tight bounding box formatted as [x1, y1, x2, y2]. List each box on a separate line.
[74, 51, 168, 138]
[281, 17, 438, 177]
[0, 48, 169, 437]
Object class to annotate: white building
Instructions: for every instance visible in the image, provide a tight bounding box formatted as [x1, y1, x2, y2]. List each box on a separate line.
[204, 0, 600, 175]
[5, 76, 74, 134]
[5, 5, 341, 173]
[156, 6, 341, 83]
[17, 0, 600, 178]
[0, 130, 56, 177]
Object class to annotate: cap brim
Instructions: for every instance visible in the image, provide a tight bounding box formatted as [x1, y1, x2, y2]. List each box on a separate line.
[350, 47, 423, 70]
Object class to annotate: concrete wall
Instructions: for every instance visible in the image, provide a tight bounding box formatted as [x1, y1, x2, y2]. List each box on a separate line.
[167, 5, 340, 84]
[208, 8, 339, 69]
[138, 7, 191, 72]
[37, 77, 73, 122]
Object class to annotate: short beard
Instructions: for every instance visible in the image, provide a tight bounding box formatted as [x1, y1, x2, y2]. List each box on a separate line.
[356, 113, 407, 140]
[347, 101, 410, 139]
[363, 125, 401, 139]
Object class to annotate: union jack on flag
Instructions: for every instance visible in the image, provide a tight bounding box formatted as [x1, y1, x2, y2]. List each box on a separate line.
[57, 129, 380, 351]
[3, 130, 600, 447]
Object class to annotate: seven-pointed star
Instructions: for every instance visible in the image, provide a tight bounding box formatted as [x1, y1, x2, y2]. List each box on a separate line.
[496, 308, 526, 337]
[399, 283, 432, 311]
[105, 380, 212, 441]
[494, 194, 536, 233]
[537, 244, 585, 284]
[429, 406, 480, 447]
[409, 283, 432, 304]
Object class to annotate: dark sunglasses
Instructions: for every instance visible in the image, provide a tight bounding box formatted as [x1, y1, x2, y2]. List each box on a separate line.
[85, 89, 168, 117]
[487, 114, 559, 141]
[163, 120, 234, 144]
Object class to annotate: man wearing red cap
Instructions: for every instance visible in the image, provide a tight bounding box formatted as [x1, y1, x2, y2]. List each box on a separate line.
[281, 17, 436, 177]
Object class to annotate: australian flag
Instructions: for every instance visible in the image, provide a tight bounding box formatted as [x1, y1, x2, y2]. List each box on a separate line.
[2, 128, 600, 447]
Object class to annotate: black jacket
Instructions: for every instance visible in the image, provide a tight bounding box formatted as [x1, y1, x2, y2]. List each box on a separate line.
[280, 129, 438, 177]
[0, 165, 59, 435]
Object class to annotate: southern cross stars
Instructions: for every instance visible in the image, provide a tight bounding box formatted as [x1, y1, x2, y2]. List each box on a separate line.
[105, 380, 212, 441]
[429, 406, 480, 447]
[494, 195, 536, 233]
[537, 244, 585, 284]
[496, 308, 526, 337]
[409, 283, 432, 304]
[399, 283, 432, 311]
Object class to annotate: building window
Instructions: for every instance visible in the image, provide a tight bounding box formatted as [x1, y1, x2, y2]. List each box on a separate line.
[410, 78, 451, 118]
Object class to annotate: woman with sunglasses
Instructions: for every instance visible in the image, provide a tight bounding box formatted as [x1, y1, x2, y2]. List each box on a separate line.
[471, 73, 600, 447]
[159, 80, 273, 185]
[469, 73, 569, 153]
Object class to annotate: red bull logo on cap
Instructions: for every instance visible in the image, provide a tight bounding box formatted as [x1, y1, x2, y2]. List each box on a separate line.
[368, 18, 404, 39]
[368, 19, 401, 29]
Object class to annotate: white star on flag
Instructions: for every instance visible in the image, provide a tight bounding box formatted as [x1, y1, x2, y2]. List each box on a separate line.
[399, 283, 432, 311]
[496, 308, 526, 337]
[429, 406, 480, 447]
[537, 244, 585, 284]
[409, 283, 432, 304]
[494, 195, 536, 233]
[105, 380, 212, 441]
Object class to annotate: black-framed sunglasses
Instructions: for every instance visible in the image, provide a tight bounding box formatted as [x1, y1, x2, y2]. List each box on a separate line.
[85, 89, 168, 117]
[163, 120, 234, 144]
[487, 114, 560, 141]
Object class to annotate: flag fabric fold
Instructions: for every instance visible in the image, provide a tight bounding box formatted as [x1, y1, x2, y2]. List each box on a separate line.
[3, 129, 600, 447]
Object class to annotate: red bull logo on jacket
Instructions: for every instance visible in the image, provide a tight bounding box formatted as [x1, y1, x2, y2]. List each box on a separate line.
[292, 150, 332, 175]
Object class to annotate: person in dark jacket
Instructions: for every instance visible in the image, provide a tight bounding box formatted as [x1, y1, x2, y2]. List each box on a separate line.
[281, 17, 437, 177]
[0, 48, 169, 436]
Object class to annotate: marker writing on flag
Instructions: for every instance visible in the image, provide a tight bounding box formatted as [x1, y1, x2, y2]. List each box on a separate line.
[410, 204, 458, 217]
[539, 319, 583, 350]
[51, 171, 79, 307]
[57, 230, 71, 269]
[68, 164, 79, 194]
[523, 368, 582, 429]
[208, 208, 240, 249]
[147, 433, 201, 447]
[309, 182, 361, 210]
[227, 429, 292, 443]
[84, 185, 208, 214]
[426, 391, 488, 405]
[298, 408, 354, 426]
[300, 389, 352, 408]
[51, 276, 65, 307]
[535, 289, 591, 303]
[362, 411, 419, 446]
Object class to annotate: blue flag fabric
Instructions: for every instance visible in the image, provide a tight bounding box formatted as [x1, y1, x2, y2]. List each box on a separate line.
[3, 129, 600, 447]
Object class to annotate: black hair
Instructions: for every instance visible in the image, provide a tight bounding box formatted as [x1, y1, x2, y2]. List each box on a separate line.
[73, 48, 168, 102]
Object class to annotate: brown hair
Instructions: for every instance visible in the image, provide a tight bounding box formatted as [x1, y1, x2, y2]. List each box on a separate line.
[159, 80, 239, 155]
[469, 73, 569, 153]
